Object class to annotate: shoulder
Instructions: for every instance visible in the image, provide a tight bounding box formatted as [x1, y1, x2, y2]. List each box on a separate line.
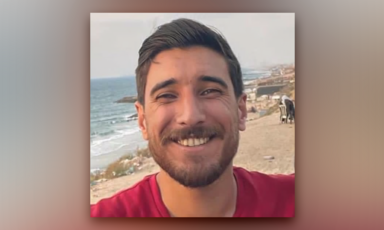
[235, 167, 294, 193]
[234, 167, 294, 183]
[234, 167, 295, 217]
[90, 174, 156, 217]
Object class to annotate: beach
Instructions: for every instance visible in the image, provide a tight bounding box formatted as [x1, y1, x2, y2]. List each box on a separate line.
[90, 110, 295, 204]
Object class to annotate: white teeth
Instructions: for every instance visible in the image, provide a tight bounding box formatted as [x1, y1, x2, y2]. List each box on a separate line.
[182, 139, 188, 146]
[188, 138, 194, 146]
[177, 137, 210, 147]
[195, 138, 201, 146]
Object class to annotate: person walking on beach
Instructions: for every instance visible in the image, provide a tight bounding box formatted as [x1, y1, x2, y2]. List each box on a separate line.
[281, 95, 295, 123]
[91, 18, 294, 218]
[281, 95, 292, 106]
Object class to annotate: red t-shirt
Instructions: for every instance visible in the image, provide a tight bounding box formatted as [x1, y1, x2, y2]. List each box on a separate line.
[91, 167, 295, 217]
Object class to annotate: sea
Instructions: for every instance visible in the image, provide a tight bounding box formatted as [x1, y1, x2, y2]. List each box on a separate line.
[90, 71, 270, 172]
[90, 76, 147, 172]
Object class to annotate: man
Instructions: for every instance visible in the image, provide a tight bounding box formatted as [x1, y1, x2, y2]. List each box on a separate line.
[281, 95, 295, 123]
[91, 18, 294, 217]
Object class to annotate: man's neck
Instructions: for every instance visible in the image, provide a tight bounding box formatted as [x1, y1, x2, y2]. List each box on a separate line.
[156, 165, 237, 217]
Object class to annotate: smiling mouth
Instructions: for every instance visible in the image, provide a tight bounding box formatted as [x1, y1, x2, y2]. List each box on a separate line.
[171, 135, 216, 147]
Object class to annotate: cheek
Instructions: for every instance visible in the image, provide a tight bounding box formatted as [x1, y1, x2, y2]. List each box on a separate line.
[146, 106, 174, 135]
[204, 99, 235, 123]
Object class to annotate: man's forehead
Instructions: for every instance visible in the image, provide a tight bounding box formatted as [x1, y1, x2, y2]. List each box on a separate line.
[147, 47, 230, 84]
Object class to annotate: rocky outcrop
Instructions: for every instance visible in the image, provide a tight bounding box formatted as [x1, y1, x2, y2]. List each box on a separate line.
[115, 96, 137, 103]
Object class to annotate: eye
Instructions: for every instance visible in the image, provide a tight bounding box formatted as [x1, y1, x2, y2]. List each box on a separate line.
[156, 93, 177, 100]
[201, 89, 221, 96]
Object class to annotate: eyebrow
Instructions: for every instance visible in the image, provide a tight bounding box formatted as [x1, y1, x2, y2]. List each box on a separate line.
[199, 75, 228, 89]
[150, 78, 177, 97]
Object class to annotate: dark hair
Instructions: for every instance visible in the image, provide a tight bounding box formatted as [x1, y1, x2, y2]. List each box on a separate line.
[135, 18, 243, 105]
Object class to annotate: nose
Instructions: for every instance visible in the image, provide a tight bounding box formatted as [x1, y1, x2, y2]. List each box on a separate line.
[175, 92, 206, 126]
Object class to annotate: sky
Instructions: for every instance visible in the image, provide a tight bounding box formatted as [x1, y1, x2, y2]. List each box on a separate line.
[91, 13, 295, 79]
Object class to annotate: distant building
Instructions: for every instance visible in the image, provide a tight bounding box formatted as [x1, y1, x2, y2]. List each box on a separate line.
[246, 92, 257, 102]
[244, 88, 252, 93]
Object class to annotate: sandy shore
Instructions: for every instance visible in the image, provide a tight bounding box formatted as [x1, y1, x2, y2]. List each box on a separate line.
[90, 111, 295, 204]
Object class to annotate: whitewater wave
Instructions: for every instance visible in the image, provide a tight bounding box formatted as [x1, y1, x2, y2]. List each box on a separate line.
[90, 126, 141, 157]
[91, 130, 115, 137]
[91, 112, 136, 124]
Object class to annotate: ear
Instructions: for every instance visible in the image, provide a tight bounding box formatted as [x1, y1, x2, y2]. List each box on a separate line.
[135, 101, 148, 140]
[237, 93, 247, 131]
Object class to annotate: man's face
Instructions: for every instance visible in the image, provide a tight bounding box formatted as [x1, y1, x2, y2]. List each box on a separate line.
[135, 46, 247, 188]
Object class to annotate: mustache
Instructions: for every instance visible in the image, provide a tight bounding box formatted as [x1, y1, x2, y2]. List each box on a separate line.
[160, 125, 225, 145]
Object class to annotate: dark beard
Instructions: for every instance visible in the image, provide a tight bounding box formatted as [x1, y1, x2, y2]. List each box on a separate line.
[147, 124, 239, 188]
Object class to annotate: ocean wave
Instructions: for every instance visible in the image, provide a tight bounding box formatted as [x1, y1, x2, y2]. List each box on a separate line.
[90, 127, 141, 157]
[91, 143, 132, 157]
[91, 112, 136, 124]
[91, 114, 126, 124]
[91, 130, 115, 137]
